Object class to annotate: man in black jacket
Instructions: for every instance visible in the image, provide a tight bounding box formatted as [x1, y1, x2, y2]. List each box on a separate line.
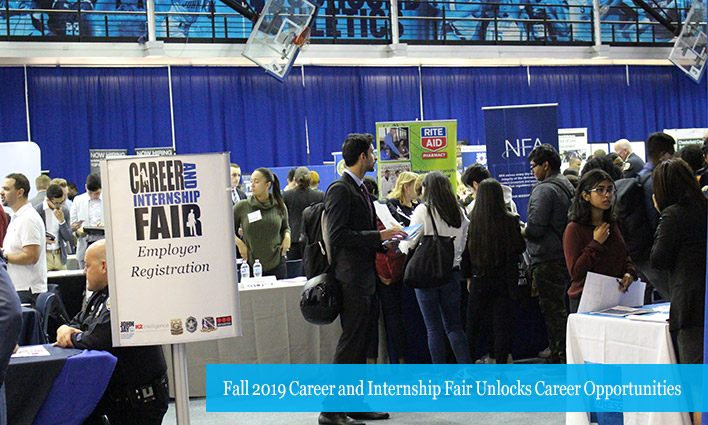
[55, 240, 168, 424]
[319, 134, 406, 425]
[523, 144, 574, 364]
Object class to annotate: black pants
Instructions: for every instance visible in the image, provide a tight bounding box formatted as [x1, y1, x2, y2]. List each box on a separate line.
[377, 279, 407, 362]
[263, 260, 287, 280]
[333, 283, 376, 364]
[287, 242, 303, 261]
[83, 375, 169, 425]
[466, 275, 514, 364]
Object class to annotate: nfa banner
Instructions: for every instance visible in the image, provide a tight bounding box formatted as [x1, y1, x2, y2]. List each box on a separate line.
[101, 153, 240, 346]
[483, 104, 558, 222]
[375, 120, 457, 198]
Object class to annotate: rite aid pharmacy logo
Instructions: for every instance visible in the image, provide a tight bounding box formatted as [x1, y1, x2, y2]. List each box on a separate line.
[421, 127, 448, 159]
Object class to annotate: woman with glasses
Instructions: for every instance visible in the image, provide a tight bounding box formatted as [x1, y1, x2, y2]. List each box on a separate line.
[563, 169, 637, 313]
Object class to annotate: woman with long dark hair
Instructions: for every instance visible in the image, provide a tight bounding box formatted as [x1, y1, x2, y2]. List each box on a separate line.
[463, 178, 526, 364]
[233, 167, 291, 279]
[563, 169, 636, 313]
[651, 158, 707, 364]
[399, 171, 472, 364]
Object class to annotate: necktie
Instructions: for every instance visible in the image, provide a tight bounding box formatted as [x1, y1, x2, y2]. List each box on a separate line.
[360, 183, 374, 220]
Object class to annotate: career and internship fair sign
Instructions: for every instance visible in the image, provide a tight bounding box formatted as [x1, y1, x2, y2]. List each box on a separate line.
[375, 120, 457, 195]
[101, 153, 241, 346]
[483, 104, 559, 222]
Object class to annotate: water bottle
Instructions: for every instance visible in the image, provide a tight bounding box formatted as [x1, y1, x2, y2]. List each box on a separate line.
[253, 259, 262, 278]
[240, 261, 250, 281]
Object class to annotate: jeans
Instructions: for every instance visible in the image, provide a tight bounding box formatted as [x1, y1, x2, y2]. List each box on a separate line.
[414, 271, 472, 364]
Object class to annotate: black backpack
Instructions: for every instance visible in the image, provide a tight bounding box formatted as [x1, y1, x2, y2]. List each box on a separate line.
[614, 173, 653, 259]
[300, 202, 330, 279]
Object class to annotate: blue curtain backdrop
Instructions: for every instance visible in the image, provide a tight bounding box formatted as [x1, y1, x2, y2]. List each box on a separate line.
[0, 67, 29, 142]
[27, 67, 172, 185]
[171, 66, 307, 171]
[4, 64, 706, 185]
[421, 66, 532, 145]
[303, 66, 421, 165]
[423, 65, 708, 146]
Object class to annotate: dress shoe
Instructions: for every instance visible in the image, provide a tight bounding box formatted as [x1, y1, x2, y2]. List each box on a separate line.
[318, 412, 366, 425]
[347, 412, 390, 420]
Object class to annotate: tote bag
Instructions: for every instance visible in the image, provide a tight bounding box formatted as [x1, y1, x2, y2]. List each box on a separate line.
[403, 206, 455, 289]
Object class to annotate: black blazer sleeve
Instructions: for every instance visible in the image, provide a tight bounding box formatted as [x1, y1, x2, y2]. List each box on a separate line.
[324, 180, 380, 250]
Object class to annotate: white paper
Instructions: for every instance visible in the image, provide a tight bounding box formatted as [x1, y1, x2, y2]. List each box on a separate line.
[577, 272, 646, 313]
[374, 201, 400, 229]
[626, 312, 670, 323]
[247, 210, 262, 223]
[12, 345, 50, 358]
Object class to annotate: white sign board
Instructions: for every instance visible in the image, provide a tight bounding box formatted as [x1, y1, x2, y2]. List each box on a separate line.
[101, 153, 241, 346]
[0, 141, 42, 202]
[558, 128, 588, 171]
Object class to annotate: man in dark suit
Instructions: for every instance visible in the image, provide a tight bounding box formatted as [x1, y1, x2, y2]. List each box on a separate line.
[319, 134, 406, 425]
[614, 138, 645, 178]
[230, 163, 247, 204]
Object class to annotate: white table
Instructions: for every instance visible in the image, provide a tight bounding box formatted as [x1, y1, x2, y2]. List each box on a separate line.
[164, 278, 342, 397]
[566, 310, 690, 425]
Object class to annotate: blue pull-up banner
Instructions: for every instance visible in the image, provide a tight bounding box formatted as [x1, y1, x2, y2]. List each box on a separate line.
[482, 103, 559, 221]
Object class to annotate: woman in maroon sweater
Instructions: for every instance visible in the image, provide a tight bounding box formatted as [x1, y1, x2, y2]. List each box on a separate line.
[563, 169, 637, 313]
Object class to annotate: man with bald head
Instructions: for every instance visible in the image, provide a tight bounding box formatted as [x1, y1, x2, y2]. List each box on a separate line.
[614, 138, 645, 178]
[55, 240, 168, 424]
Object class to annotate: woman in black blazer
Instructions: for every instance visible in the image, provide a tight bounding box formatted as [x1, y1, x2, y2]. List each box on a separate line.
[650, 158, 708, 364]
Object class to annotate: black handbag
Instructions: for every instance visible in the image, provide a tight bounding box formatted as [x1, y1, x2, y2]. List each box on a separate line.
[403, 206, 455, 289]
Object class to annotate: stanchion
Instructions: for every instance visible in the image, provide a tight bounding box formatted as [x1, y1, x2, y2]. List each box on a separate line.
[172, 343, 191, 425]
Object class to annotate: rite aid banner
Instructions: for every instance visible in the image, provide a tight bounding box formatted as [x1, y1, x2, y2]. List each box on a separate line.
[101, 153, 241, 346]
[375, 120, 457, 198]
[483, 104, 559, 222]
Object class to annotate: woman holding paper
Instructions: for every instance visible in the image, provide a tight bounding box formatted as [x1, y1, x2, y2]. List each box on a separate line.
[563, 169, 637, 313]
[651, 158, 707, 364]
[399, 172, 471, 364]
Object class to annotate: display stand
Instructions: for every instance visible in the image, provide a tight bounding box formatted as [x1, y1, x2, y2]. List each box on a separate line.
[172, 343, 191, 425]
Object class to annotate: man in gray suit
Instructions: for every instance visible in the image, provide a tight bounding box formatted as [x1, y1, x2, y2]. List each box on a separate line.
[0, 257, 23, 425]
[35, 184, 73, 271]
[29, 175, 50, 209]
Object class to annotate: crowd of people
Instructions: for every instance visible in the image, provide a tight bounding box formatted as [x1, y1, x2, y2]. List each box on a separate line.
[1, 130, 706, 425]
[312, 132, 707, 425]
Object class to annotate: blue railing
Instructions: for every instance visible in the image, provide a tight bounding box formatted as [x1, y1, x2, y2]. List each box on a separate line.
[0, 0, 691, 45]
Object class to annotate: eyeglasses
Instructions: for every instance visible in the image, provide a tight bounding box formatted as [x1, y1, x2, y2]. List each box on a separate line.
[589, 186, 616, 196]
[529, 163, 539, 171]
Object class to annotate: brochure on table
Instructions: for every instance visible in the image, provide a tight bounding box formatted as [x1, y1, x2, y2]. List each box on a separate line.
[101, 153, 241, 346]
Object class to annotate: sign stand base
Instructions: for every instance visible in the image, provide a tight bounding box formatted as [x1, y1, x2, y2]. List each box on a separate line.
[172, 343, 191, 425]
